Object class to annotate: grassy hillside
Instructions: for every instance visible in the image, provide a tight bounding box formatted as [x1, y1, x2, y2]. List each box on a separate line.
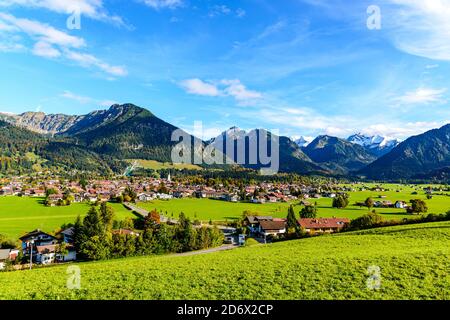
[0, 197, 135, 239]
[0, 221, 449, 300]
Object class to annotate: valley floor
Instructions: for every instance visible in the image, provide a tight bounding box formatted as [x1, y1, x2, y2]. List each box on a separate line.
[1, 221, 449, 300]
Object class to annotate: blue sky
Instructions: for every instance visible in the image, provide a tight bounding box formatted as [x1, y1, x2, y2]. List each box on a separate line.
[0, 0, 450, 140]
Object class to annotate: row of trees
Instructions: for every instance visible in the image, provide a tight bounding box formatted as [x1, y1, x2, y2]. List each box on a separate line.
[73, 203, 224, 261]
[346, 210, 450, 231]
[364, 197, 428, 214]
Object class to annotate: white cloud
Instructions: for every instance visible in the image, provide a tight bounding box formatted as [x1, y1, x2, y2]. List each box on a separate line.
[100, 100, 119, 107]
[60, 91, 119, 107]
[221, 79, 262, 102]
[383, 0, 450, 61]
[141, 0, 183, 9]
[0, 0, 126, 27]
[60, 91, 92, 104]
[360, 121, 447, 139]
[208, 5, 231, 17]
[235, 105, 448, 140]
[179, 78, 222, 97]
[208, 5, 246, 18]
[32, 40, 60, 58]
[236, 8, 246, 18]
[393, 87, 447, 105]
[0, 13, 127, 77]
[180, 78, 262, 105]
[64, 50, 128, 77]
[0, 41, 25, 52]
[425, 64, 439, 69]
[0, 13, 85, 48]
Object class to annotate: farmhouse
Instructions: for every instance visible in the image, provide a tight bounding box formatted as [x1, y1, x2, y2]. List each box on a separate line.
[244, 216, 273, 234]
[258, 220, 287, 237]
[395, 201, 408, 209]
[298, 218, 350, 234]
[35, 244, 77, 264]
[59, 227, 75, 244]
[137, 192, 155, 202]
[0, 249, 19, 270]
[19, 229, 57, 250]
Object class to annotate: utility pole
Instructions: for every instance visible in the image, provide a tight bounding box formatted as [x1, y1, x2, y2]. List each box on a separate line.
[29, 239, 35, 270]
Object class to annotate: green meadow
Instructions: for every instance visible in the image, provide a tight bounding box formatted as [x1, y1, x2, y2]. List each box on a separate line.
[1, 183, 449, 240]
[0, 197, 135, 240]
[127, 159, 203, 170]
[0, 221, 449, 300]
[138, 184, 450, 222]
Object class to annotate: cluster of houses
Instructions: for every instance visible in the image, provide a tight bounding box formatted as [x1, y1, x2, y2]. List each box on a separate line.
[243, 215, 350, 239]
[354, 197, 410, 209]
[0, 176, 347, 206]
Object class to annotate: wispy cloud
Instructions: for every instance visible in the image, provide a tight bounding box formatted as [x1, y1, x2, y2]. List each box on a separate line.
[32, 40, 60, 58]
[141, 0, 183, 10]
[0, 13, 85, 48]
[180, 78, 262, 105]
[64, 50, 127, 77]
[231, 103, 448, 140]
[0, 0, 127, 27]
[179, 78, 222, 96]
[393, 87, 447, 105]
[382, 0, 450, 61]
[0, 40, 24, 52]
[0, 13, 127, 77]
[99, 100, 119, 107]
[220, 79, 262, 103]
[60, 90, 118, 107]
[207, 4, 246, 18]
[60, 91, 92, 104]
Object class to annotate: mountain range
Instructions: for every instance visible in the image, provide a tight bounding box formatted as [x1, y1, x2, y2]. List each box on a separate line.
[302, 135, 377, 175]
[347, 133, 400, 157]
[1, 104, 449, 181]
[359, 124, 450, 180]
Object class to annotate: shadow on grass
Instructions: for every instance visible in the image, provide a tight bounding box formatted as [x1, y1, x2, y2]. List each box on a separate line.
[223, 217, 239, 221]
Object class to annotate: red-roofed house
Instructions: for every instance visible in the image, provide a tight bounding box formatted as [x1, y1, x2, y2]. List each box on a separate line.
[298, 218, 349, 234]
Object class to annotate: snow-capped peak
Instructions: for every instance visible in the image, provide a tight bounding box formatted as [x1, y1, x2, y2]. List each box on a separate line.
[347, 133, 400, 150]
[292, 136, 314, 147]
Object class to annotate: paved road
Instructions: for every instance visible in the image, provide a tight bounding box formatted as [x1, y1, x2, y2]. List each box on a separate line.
[123, 202, 176, 223]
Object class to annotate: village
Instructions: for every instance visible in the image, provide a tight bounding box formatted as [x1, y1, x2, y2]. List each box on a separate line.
[0, 173, 446, 271]
[0, 214, 352, 270]
[0, 172, 345, 206]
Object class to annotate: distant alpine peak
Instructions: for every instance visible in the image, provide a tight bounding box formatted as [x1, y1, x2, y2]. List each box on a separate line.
[347, 133, 400, 149]
[220, 126, 247, 140]
[226, 126, 244, 133]
[292, 136, 314, 147]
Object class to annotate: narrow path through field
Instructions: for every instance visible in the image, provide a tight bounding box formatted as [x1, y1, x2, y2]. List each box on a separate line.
[169, 244, 240, 257]
[123, 202, 177, 223]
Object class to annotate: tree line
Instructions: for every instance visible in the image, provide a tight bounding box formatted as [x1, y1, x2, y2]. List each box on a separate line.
[73, 203, 224, 261]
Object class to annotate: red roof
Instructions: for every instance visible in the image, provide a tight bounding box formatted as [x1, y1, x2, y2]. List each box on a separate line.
[298, 218, 350, 229]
